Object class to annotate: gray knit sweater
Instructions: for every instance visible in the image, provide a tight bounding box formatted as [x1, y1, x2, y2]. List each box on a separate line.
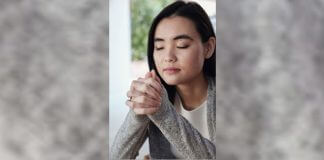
[110, 77, 216, 159]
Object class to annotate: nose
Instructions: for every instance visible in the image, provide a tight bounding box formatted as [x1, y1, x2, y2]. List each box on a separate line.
[164, 46, 177, 62]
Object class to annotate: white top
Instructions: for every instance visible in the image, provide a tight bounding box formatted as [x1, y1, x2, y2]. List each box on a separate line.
[171, 93, 210, 158]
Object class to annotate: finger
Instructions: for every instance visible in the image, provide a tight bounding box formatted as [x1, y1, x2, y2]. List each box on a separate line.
[132, 80, 161, 101]
[127, 90, 144, 98]
[152, 69, 162, 84]
[145, 71, 152, 79]
[144, 78, 162, 95]
[132, 95, 161, 107]
[151, 70, 156, 79]
[137, 77, 162, 95]
[131, 77, 146, 90]
[128, 86, 158, 101]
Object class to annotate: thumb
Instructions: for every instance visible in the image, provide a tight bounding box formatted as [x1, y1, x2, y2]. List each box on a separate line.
[152, 69, 162, 84]
[151, 70, 157, 79]
[145, 71, 152, 79]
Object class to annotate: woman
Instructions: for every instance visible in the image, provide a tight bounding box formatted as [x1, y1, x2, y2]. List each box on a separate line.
[110, 1, 216, 159]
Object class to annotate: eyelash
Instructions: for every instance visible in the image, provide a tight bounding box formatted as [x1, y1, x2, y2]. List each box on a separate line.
[155, 45, 189, 51]
[177, 45, 189, 49]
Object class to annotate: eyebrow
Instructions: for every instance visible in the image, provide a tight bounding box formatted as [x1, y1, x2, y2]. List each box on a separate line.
[154, 34, 194, 42]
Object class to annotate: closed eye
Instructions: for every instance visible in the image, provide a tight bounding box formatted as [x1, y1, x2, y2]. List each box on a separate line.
[177, 45, 189, 49]
[155, 47, 164, 51]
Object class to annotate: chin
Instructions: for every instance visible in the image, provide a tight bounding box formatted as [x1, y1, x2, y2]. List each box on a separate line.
[163, 77, 182, 86]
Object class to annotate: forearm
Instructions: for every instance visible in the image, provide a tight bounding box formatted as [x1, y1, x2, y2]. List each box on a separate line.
[110, 110, 150, 159]
[148, 89, 216, 159]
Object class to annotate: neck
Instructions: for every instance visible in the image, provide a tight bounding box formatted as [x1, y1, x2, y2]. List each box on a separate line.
[176, 73, 208, 111]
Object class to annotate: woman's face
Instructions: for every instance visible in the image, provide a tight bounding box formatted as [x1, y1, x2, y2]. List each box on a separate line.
[153, 16, 208, 85]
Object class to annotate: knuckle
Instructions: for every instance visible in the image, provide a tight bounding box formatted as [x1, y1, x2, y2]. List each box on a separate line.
[148, 78, 154, 84]
[142, 84, 148, 88]
[133, 102, 139, 108]
[144, 83, 149, 90]
[142, 96, 149, 103]
[138, 96, 145, 103]
[132, 80, 140, 85]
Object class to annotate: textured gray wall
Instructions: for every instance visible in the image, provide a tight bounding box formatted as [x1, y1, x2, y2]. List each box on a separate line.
[0, 0, 108, 160]
[216, 0, 324, 160]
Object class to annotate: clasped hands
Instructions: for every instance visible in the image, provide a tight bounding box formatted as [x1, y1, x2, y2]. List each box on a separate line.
[126, 70, 163, 115]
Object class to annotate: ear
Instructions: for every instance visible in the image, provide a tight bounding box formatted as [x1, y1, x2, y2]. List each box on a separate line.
[204, 37, 216, 59]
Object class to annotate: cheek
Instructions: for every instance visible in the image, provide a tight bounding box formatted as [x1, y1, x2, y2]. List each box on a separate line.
[186, 58, 204, 72]
[182, 50, 205, 70]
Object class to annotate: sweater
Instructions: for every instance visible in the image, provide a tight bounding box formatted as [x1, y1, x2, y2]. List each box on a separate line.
[110, 77, 216, 159]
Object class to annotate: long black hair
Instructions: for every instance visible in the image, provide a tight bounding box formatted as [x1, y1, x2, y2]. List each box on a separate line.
[147, 1, 216, 103]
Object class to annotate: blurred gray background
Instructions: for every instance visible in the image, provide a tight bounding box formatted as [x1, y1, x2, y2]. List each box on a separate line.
[216, 0, 324, 160]
[0, 0, 108, 160]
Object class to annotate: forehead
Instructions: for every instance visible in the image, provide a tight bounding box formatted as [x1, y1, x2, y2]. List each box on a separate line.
[154, 16, 199, 39]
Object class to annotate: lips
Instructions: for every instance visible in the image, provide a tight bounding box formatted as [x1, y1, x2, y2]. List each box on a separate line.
[163, 67, 181, 74]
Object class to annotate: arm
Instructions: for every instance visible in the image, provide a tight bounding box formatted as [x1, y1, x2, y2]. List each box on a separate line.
[110, 71, 163, 159]
[148, 88, 216, 159]
[110, 110, 150, 159]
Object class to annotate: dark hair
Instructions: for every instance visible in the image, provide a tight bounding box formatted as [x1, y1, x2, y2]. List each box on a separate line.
[147, 1, 216, 103]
